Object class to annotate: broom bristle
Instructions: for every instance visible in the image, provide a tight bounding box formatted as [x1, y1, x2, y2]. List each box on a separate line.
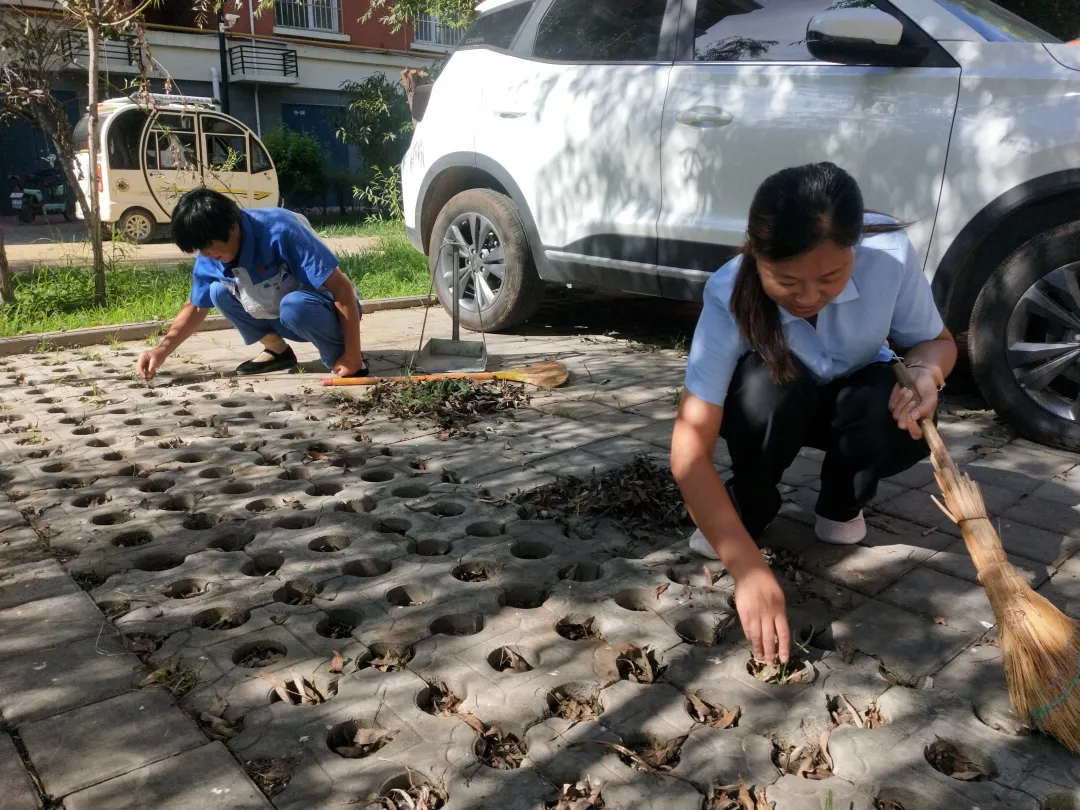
[496, 361, 569, 389]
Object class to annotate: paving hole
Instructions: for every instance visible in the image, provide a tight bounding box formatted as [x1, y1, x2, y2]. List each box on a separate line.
[278, 467, 314, 481]
[102, 452, 124, 462]
[373, 775, 448, 810]
[408, 538, 452, 556]
[510, 540, 551, 560]
[208, 525, 255, 551]
[100, 598, 131, 619]
[275, 513, 319, 530]
[245, 499, 277, 513]
[193, 605, 250, 630]
[183, 512, 219, 531]
[305, 482, 343, 497]
[475, 728, 527, 770]
[175, 451, 211, 464]
[274, 578, 324, 606]
[356, 642, 414, 672]
[466, 521, 503, 538]
[85, 437, 115, 447]
[306, 442, 335, 455]
[220, 400, 245, 408]
[326, 720, 398, 759]
[428, 500, 464, 517]
[138, 427, 165, 437]
[315, 609, 361, 639]
[41, 461, 67, 474]
[416, 680, 464, 716]
[161, 578, 212, 599]
[122, 632, 163, 655]
[430, 613, 485, 637]
[308, 534, 351, 553]
[242, 552, 284, 577]
[233, 640, 287, 668]
[329, 454, 369, 470]
[72, 493, 109, 508]
[360, 468, 395, 483]
[221, 482, 256, 495]
[391, 484, 429, 498]
[556, 615, 602, 642]
[746, 656, 814, 685]
[558, 562, 603, 582]
[231, 440, 265, 453]
[487, 646, 533, 673]
[91, 511, 132, 526]
[613, 588, 654, 612]
[111, 530, 153, 547]
[386, 584, 432, 607]
[198, 467, 229, 479]
[618, 733, 686, 774]
[376, 518, 411, 535]
[667, 561, 726, 587]
[162, 494, 197, 512]
[498, 585, 549, 610]
[452, 562, 492, 582]
[616, 645, 666, 683]
[547, 683, 602, 722]
[924, 738, 995, 782]
[59, 476, 95, 489]
[282, 430, 313, 441]
[133, 552, 186, 572]
[108, 464, 143, 478]
[685, 692, 741, 729]
[675, 614, 737, 647]
[138, 477, 175, 493]
[260, 421, 287, 430]
[72, 425, 100, 436]
[343, 558, 392, 578]
[46, 407, 66, 414]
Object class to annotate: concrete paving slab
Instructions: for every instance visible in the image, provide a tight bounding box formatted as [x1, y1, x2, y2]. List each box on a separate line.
[0, 733, 40, 810]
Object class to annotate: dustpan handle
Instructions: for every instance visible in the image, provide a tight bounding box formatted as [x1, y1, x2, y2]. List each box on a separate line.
[322, 372, 498, 387]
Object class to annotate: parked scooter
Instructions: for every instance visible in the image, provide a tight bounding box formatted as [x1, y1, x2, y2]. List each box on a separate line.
[9, 155, 75, 224]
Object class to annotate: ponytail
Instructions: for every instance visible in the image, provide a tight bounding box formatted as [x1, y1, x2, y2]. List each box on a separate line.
[730, 249, 797, 384]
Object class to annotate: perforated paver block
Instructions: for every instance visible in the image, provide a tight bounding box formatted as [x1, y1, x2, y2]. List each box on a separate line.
[63, 741, 272, 810]
[0, 733, 40, 810]
[19, 688, 206, 797]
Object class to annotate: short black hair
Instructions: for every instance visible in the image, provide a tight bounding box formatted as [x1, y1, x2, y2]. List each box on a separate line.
[171, 187, 243, 253]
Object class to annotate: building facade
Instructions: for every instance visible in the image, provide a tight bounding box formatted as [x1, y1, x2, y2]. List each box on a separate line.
[1, 0, 463, 214]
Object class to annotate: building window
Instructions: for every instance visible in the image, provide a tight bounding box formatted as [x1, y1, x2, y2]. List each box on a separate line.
[275, 0, 342, 33]
[413, 14, 465, 49]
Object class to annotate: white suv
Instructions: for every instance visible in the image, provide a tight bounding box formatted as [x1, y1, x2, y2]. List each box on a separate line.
[402, 0, 1080, 452]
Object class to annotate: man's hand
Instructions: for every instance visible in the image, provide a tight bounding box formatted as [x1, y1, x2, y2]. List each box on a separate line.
[136, 348, 167, 381]
[889, 366, 940, 440]
[731, 558, 790, 664]
[332, 351, 365, 378]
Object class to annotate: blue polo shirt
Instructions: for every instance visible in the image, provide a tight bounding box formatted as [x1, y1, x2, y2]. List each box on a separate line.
[190, 208, 342, 317]
[684, 221, 945, 407]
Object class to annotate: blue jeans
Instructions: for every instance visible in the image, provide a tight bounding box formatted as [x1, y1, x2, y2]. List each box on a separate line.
[209, 281, 361, 370]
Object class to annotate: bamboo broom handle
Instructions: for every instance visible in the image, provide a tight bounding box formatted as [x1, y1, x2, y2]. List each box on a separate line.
[322, 372, 500, 387]
[892, 361, 960, 477]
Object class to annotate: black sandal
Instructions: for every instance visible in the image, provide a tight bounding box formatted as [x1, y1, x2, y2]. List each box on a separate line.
[337, 360, 371, 379]
[235, 345, 298, 376]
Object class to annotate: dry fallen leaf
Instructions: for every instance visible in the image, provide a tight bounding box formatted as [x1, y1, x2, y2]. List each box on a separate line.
[329, 650, 344, 674]
[934, 616, 948, 626]
[703, 564, 714, 587]
[653, 582, 670, 601]
[550, 778, 604, 810]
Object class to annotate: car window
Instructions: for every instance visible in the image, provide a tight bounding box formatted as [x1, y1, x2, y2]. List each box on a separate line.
[931, 0, 1060, 43]
[250, 136, 273, 174]
[462, 0, 535, 50]
[146, 113, 197, 172]
[532, 0, 669, 62]
[693, 0, 877, 62]
[107, 109, 148, 170]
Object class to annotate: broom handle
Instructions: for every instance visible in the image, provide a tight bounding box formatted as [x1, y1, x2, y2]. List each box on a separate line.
[321, 372, 500, 387]
[892, 361, 960, 477]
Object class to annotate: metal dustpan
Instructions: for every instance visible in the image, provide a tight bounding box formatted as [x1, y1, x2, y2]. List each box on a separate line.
[412, 241, 488, 374]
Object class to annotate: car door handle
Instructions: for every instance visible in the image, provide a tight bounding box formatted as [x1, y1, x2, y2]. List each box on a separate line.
[148, 171, 164, 178]
[675, 107, 733, 128]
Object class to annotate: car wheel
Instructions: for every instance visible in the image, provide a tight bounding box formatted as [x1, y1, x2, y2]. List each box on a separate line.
[429, 188, 543, 333]
[117, 207, 156, 244]
[970, 220, 1080, 451]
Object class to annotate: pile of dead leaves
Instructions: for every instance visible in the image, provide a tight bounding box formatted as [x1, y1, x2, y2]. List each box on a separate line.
[614, 735, 687, 774]
[193, 698, 243, 742]
[747, 657, 811, 685]
[342, 378, 529, 435]
[775, 732, 834, 780]
[512, 455, 691, 537]
[704, 778, 771, 810]
[474, 726, 528, 770]
[547, 779, 604, 809]
[491, 647, 532, 673]
[374, 781, 448, 810]
[549, 685, 602, 724]
[557, 616, 602, 641]
[685, 692, 741, 729]
[331, 727, 399, 759]
[261, 669, 339, 706]
[246, 754, 301, 798]
[828, 695, 885, 729]
[364, 645, 413, 672]
[924, 738, 991, 781]
[615, 645, 665, 684]
[422, 681, 463, 716]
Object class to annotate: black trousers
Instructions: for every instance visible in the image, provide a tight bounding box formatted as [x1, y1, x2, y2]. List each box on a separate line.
[719, 353, 930, 539]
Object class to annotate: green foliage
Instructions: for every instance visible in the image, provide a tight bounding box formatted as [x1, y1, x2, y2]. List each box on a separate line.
[336, 73, 414, 179]
[361, 0, 474, 31]
[357, 165, 404, 222]
[261, 125, 327, 208]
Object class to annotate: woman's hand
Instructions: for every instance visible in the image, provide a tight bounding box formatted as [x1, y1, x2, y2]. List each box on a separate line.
[889, 365, 940, 440]
[731, 558, 790, 664]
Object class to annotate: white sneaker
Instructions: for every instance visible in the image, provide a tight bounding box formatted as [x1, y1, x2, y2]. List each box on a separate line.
[687, 528, 722, 560]
[814, 512, 866, 545]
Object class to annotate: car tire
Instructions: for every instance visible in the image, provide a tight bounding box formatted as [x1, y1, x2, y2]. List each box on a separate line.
[428, 188, 543, 333]
[117, 207, 156, 244]
[970, 220, 1080, 452]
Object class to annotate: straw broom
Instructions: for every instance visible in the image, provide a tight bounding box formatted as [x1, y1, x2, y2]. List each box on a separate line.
[893, 362, 1080, 753]
[320, 360, 570, 389]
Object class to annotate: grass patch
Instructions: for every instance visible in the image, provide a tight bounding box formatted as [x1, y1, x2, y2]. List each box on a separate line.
[307, 214, 401, 239]
[0, 222, 429, 337]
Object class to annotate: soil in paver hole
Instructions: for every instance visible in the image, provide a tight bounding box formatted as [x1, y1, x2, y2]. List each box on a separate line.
[245, 755, 299, 798]
[374, 780, 448, 810]
[774, 735, 833, 780]
[704, 778, 770, 809]
[328, 721, 398, 758]
[618, 734, 687, 773]
[828, 695, 886, 729]
[924, 738, 992, 781]
[360, 643, 414, 672]
[685, 692, 741, 729]
[747, 656, 812, 685]
[548, 685, 602, 723]
[615, 645, 665, 683]
[475, 728, 527, 770]
[556, 616, 602, 641]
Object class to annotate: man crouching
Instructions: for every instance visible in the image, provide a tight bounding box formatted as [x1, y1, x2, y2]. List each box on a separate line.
[136, 188, 366, 380]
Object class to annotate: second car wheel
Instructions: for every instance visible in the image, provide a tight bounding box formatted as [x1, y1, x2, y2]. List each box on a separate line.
[428, 188, 544, 333]
[117, 207, 156, 245]
[970, 220, 1080, 452]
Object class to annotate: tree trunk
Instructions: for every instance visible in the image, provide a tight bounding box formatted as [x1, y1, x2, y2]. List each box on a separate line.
[0, 231, 13, 306]
[86, 18, 106, 308]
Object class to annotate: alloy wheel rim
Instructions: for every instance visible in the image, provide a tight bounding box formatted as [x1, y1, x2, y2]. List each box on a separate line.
[439, 212, 505, 316]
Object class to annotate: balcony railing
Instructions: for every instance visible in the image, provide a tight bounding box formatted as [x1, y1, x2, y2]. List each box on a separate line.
[274, 0, 343, 33]
[413, 14, 465, 49]
[61, 30, 143, 67]
[229, 43, 299, 80]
